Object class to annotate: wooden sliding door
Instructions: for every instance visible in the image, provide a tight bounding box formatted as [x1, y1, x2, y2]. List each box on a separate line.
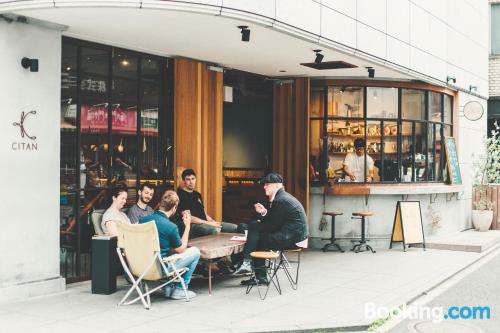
[273, 78, 310, 216]
[174, 58, 223, 220]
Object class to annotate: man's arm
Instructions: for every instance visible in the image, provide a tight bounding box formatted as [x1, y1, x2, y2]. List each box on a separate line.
[343, 154, 356, 181]
[205, 209, 215, 222]
[189, 215, 206, 225]
[343, 164, 356, 181]
[174, 213, 191, 253]
[366, 156, 375, 181]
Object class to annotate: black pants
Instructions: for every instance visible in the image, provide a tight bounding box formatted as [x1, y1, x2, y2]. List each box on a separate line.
[244, 220, 296, 278]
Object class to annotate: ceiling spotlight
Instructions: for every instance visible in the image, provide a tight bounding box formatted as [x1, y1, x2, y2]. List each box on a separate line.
[238, 25, 250, 42]
[21, 57, 39, 72]
[366, 66, 375, 78]
[313, 49, 324, 64]
[446, 75, 456, 84]
[121, 59, 129, 66]
[469, 85, 478, 92]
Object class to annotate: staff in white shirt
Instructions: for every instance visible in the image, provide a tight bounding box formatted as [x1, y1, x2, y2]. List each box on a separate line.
[343, 138, 374, 182]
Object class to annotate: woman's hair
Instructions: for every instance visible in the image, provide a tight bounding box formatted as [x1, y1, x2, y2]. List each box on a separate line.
[160, 190, 179, 211]
[111, 187, 127, 199]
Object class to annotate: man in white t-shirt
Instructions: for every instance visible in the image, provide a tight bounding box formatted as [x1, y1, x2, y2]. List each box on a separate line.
[343, 138, 374, 182]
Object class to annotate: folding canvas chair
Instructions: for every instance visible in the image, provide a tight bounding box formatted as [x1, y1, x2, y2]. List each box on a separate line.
[115, 221, 190, 309]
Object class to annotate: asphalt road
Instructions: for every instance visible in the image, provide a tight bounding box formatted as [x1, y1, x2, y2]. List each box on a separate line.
[389, 250, 500, 333]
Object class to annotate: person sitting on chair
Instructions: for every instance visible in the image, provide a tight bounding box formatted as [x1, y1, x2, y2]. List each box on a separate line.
[234, 173, 308, 285]
[127, 182, 155, 224]
[140, 190, 200, 300]
[101, 187, 131, 236]
[177, 168, 239, 238]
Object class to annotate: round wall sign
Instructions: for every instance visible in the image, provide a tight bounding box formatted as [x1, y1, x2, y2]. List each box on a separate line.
[463, 101, 484, 121]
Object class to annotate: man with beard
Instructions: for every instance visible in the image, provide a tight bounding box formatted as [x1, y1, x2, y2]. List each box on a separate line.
[127, 182, 155, 224]
[177, 169, 239, 238]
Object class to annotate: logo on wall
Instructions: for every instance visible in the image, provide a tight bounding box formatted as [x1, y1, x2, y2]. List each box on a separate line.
[12, 111, 38, 151]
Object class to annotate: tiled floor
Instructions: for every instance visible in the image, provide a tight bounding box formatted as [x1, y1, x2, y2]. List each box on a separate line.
[0, 246, 495, 333]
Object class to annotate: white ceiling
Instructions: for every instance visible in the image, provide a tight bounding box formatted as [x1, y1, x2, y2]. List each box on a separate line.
[18, 7, 412, 80]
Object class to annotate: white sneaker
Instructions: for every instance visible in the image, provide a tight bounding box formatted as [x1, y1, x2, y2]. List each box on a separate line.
[232, 261, 252, 275]
[167, 287, 197, 300]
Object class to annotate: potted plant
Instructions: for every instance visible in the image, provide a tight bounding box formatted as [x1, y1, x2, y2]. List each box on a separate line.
[472, 123, 500, 231]
[472, 186, 493, 231]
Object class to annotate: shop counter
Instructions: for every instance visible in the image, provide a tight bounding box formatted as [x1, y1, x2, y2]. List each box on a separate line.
[311, 183, 465, 196]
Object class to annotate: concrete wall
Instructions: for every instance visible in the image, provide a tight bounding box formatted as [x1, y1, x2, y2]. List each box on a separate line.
[0, 20, 65, 302]
[1, 0, 489, 96]
[308, 91, 488, 249]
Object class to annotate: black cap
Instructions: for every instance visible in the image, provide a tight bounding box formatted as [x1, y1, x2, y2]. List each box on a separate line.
[354, 138, 366, 148]
[261, 172, 284, 184]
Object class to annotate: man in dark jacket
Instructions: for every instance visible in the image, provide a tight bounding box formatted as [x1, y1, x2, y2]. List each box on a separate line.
[234, 173, 308, 284]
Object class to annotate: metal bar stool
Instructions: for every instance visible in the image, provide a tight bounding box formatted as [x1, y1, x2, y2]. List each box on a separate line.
[246, 251, 281, 300]
[351, 211, 376, 253]
[322, 212, 344, 252]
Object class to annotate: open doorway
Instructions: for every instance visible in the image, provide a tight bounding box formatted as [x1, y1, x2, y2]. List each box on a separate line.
[222, 70, 273, 223]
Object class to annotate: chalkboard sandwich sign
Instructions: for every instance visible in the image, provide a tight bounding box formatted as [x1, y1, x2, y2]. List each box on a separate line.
[444, 136, 462, 185]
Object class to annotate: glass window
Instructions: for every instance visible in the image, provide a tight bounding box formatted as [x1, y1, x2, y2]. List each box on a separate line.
[435, 124, 444, 180]
[311, 89, 325, 118]
[380, 120, 399, 182]
[329, 87, 363, 118]
[311, 84, 454, 184]
[112, 52, 138, 187]
[367, 87, 398, 118]
[429, 92, 442, 123]
[444, 94, 452, 124]
[60, 38, 172, 282]
[61, 42, 78, 191]
[427, 123, 436, 181]
[414, 123, 427, 181]
[402, 89, 425, 120]
[80, 46, 110, 188]
[492, 4, 500, 54]
[140, 58, 162, 184]
[310, 120, 324, 183]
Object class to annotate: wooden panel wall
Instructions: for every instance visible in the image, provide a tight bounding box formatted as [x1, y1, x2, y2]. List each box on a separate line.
[272, 78, 310, 216]
[174, 58, 223, 221]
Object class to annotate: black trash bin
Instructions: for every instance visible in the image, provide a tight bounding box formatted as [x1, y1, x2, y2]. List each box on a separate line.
[91, 236, 117, 295]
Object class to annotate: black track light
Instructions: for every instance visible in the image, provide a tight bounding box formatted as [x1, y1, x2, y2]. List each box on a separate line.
[238, 26, 250, 42]
[313, 49, 324, 64]
[446, 75, 456, 84]
[366, 67, 375, 78]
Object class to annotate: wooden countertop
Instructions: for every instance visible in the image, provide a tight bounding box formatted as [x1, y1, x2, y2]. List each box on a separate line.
[311, 183, 465, 196]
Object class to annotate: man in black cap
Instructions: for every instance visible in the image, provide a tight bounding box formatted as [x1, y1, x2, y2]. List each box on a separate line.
[343, 138, 374, 182]
[234, 172, 308, 284]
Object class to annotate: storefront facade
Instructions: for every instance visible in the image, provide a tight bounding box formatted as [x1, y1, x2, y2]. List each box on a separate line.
[0, 0, 489, 302]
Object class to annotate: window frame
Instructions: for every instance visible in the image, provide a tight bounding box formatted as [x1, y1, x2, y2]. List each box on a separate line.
[310, 83, 455, 185]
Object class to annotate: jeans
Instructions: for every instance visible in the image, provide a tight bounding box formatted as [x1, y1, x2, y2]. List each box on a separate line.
[166, 246, 200, 288]
[190, 222, 238, 238]
[243, 220, 296, 279]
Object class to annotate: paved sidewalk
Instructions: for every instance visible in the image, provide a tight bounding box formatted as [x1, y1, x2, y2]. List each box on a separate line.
[0, 247, 495, 333]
